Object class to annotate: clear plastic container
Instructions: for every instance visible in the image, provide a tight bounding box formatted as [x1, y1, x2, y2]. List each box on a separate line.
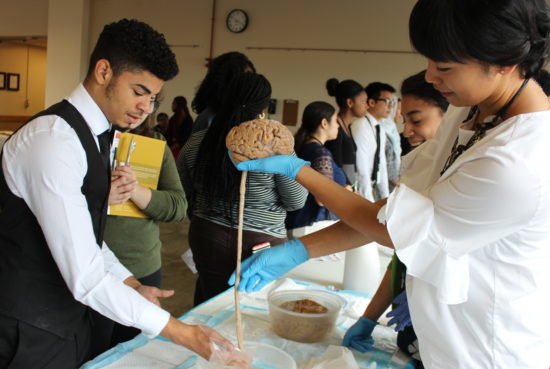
[208, 341, 296, 369]
[248, 342, 297, 369]
[268, 290, 343, 343]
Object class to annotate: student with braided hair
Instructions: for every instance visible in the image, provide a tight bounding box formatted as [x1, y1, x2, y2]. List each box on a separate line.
[189, 51, 256, 134]
[180, 73, 306, 305]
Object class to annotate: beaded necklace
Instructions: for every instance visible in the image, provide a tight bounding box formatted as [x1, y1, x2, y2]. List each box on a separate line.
[440, 79, 529, 175]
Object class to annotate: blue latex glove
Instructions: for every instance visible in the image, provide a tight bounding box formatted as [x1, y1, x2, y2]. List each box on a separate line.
[228, 239, 309, 292]
[342, 317, 378, 353]
[386, 290, 412, 332]
[233, 154, 309, 180]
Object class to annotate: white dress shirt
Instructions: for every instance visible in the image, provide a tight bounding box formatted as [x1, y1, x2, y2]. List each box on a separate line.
[379, 106, 550, 368]
[350, 113, 389, 201]
[1, 84, 169, 338]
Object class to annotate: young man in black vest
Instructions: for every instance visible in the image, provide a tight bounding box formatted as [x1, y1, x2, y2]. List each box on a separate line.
[0, 19, 231, 369]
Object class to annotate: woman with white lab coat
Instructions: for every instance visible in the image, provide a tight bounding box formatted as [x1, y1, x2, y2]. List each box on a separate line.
[229, 0, 550, 367]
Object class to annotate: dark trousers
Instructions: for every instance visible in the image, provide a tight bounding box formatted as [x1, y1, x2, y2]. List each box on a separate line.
[108, 269, 163, 348]
[189, 216, 287, 306]
[397, 325, 422, 368]
[89, 309, 114, 360]
[0, 312, 91, 369]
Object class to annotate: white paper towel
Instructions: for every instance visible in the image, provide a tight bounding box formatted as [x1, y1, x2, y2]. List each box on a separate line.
[304, 345, 360, 369]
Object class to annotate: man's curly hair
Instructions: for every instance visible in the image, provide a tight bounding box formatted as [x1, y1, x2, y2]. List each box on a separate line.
[87, 19, 178, 81]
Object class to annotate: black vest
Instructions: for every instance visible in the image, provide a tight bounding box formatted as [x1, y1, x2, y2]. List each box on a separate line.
[0, 100, 110, 338]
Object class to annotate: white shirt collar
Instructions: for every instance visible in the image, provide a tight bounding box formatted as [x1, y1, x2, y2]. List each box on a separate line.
[365, 112, 379, 126]
[66, 83, 110, 136]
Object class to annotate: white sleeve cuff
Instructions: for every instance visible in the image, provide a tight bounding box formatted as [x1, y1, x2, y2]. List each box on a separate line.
[379, 184, 470, 305]
[74, 271, 170, 338]
[138, 303, 171, 339]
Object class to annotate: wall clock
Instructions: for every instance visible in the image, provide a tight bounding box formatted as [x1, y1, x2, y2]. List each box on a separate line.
[226, 9, 249, 33]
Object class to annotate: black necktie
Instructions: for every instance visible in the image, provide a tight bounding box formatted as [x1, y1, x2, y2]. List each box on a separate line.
[371, 125, 381, 182]
[97, 129, 111, 171]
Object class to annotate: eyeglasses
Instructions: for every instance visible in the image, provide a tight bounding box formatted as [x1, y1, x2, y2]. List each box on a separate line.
[375, 98, 395, 106]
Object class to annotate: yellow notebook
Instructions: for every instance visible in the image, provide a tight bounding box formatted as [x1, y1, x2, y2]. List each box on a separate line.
[108, 132, 166, 218]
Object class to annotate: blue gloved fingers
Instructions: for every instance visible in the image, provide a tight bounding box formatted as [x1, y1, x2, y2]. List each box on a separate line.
[387, 314, 398, 327]
[360, 338, 375, 352]
[229, 272, 259, 292]
[239, 253, 263, 279]
[243, 274, 262, 292]
[228, 271, 237, 286]
[343, 334, 372, 352]
[227, 149, 237, 167]
[228, 251, 262, 286]
[245, 239, 308, 285]
[395, 318, 412, 332]
[234, 155, 309, 179]
[235, 158, 259, 172]
[349, 338, 374, 353]
[386, 307, 399, 320]
[386, 307, 406, 326]
[342, 337, 351, 347]
[342, 323, 357, 347]
[386, 296, 411, 332]
[387, 296, 407, 318]
[392, 290, 407, 305]
[349, 341, 368, 353]
[230, 240, 310, 293]
[251, 277, 270, 292]
[343, 317, 377, 349]
[240, 255, 264, 292]
[361, 337, 375, 351]
[227, 150, 274, 173]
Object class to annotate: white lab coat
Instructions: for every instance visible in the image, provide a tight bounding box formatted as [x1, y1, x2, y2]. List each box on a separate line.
[379, 106, 550, 368]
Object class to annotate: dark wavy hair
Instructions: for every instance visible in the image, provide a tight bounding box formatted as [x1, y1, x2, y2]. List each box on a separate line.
[294, 102, 336, 153]
[325, 78, 364, 111]
[194, 73, 271, 216]
[86, 19, 178, 81]
[401, 70, 449, 113]
[409, 0, 550, 79]
[192, 52, 256, 114]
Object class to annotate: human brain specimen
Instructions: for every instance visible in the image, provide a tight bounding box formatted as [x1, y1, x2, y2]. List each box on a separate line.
[226, 119, 294, 163]
[279, 298, 328, 314]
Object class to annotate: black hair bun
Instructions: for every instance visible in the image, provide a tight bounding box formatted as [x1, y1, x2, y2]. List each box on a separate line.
[326, 78, 339, 97]
[522, 12, 550, 78]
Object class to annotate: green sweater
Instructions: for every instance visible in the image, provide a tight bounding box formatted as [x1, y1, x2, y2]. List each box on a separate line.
[104, 133, 187, 278]
[390, 253, 407, 308]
